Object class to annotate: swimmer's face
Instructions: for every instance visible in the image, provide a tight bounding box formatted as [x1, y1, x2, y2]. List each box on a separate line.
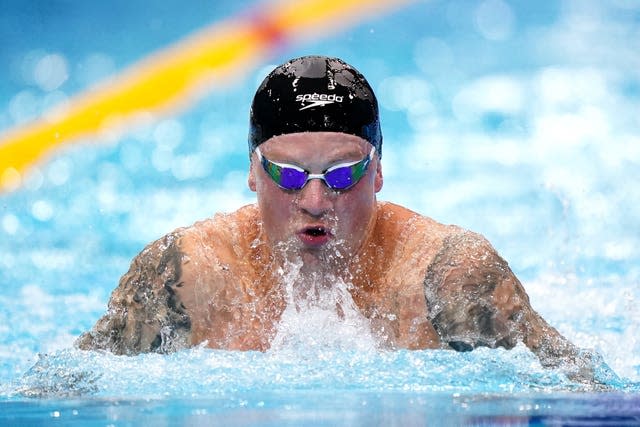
[248, 132, 383, 264]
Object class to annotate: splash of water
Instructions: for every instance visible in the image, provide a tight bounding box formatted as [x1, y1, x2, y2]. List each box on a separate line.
[269, 257, 378, 353]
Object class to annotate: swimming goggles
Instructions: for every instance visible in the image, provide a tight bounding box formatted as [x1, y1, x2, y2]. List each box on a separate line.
[255, 146, 375, 191]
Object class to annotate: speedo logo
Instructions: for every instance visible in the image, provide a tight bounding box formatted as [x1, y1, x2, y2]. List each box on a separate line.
[296, 93, 344, 111]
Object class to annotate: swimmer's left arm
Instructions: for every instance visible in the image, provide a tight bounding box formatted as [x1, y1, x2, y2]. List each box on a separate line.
[423, 231, 610, 386]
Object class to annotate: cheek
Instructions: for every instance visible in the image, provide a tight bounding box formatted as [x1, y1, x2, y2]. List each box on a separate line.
[256, 183, 295, 230]
[333, 189, 375, 230]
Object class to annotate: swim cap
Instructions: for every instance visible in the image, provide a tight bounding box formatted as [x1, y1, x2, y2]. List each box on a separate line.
[249, 55, 382, 156]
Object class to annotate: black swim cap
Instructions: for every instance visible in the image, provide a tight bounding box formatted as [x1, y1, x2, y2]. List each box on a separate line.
[249, 55, 382, 156]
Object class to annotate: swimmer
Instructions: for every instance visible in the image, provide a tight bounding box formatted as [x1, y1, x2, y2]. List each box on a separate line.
[76, 55, 605, 384]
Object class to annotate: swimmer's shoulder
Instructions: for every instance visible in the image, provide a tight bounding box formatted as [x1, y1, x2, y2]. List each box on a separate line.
[376, 201, 466, 245]
[375, 201, 498, 270]
[174, 205, 258, 252]
[122, 204, 260, 287]
[173, 203, 261, 259]
[76, 205, 262, 355]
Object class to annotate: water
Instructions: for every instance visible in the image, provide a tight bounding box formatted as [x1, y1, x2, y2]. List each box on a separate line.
[1, 0, 640, 424]
[2, 345, 637, 424]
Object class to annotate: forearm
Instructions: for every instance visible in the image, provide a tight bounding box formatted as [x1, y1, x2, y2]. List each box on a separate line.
[522, 312, 618, 387]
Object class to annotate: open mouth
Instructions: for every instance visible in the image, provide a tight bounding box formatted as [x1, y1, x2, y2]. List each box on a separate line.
[298, 226, 331, 246]
[304, 226, 327, 237]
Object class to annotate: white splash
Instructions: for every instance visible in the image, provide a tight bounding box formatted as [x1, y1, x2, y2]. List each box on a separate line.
[269, 258, 378, 353]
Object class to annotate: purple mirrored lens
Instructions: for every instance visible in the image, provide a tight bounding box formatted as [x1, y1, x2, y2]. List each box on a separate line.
[324, 166, 353, 189]
[279, 167, 308, 190]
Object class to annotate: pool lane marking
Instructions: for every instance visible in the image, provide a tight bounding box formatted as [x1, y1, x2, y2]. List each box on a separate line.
[0, 0, 412, 193]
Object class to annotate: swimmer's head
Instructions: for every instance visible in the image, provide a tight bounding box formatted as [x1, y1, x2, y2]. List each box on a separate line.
[248, 55, 382, 157]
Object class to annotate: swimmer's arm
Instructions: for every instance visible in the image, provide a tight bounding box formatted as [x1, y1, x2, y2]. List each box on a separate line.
[423, 232, 607, 385]
[75, 232, 192, 355]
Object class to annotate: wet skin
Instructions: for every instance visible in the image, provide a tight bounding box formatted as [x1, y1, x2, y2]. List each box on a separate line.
[76, 132, 605, 385]
[247, 133, 383, 271]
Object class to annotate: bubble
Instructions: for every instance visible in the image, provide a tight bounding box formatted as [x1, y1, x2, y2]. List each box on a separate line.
[0, 251, 15, 270]
[171, 154, 211, 181]
[16, 49, 46, 85]
[34, 54, 69, 92]
[154, 119, 184, 150]
[42, 91, 70, 123]
[97, 162, 125, 186]
[128, 111, 157, 141]
[199, 131, 228, 158]
[24, 168, 44, 191]
[97, 184, 118, 212]
[21, 284, 54, 318]
[8, 90, 40, 124]
[32, 200, 55, 222]
[198, 114, 240, 158]
[475, 0, 515, 41]
[1, 167, 22, 192]
[77, 53, 116, 87]
[2, 214, 20, 235]
[151, 146, 174, 172]
[47, 158, 72, 186]
[377, 76, 431, 112]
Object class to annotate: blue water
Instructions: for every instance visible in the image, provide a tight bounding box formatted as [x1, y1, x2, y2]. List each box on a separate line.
[1, 0, 639, 424]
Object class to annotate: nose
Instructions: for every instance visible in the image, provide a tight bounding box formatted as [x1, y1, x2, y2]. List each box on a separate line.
[296, 178, 332, 217]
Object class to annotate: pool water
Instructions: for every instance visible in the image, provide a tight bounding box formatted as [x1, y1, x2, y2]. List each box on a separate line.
[2, 393, 640, 426]
[1, 0, 639, 425]
[2, 345, 639, 425]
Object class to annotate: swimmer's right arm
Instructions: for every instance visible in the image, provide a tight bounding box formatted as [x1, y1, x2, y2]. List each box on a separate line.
[75, 231, 192, 355]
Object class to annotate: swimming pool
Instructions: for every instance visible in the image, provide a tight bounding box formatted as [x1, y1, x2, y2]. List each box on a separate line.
[1, 0, 639, 425]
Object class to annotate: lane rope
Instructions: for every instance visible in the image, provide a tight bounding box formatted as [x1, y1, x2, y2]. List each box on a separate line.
[0, 0, 411, 193]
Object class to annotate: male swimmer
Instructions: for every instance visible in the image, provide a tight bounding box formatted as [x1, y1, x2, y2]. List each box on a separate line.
[77, 55, 605, 384]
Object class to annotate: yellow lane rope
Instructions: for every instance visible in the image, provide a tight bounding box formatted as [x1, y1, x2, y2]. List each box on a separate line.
[0, 0, 411, 193]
